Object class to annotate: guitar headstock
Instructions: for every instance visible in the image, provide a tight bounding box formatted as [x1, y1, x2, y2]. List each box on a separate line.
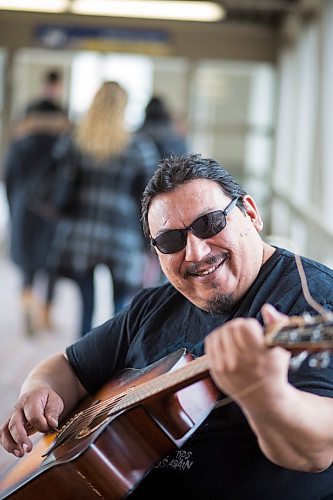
[265, 312, 333, 353]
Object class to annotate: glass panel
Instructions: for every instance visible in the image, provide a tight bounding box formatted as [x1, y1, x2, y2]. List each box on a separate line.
[189, 60, 276, 226]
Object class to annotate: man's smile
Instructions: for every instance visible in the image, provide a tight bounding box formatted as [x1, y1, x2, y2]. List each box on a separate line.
[184, 253, 229, 279]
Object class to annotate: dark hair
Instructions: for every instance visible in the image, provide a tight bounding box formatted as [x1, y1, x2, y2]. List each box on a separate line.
[45, 70, 62, 84]
[144, 96, 171, 124]
[141, 153, 247, 238]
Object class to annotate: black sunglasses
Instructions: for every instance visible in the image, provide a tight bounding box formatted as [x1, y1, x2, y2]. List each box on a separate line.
[151, 197, 239, 254]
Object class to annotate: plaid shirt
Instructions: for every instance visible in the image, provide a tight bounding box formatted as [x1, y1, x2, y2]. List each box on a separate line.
[48, 132, 159, 292]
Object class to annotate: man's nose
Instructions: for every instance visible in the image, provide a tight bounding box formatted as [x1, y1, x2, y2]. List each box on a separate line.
[184, 231, 211, 262]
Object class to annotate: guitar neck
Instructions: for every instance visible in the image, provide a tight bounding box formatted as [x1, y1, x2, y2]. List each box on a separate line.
[110, 315, 333, 415]
[110, 355, 210, 414]
[265, 314, 333, 351]
[50, 313, 333, 452]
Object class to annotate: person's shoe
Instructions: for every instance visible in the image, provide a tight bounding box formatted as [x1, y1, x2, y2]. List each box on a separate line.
[21, 289, 36, 336]
[37, 304, 53, 331]
[23, 309, 34, 336]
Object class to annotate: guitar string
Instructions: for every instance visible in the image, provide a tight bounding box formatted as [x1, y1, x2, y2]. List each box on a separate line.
[55, 356, 210, 437]
[55, 250, 332, 438]
[94, 359, 206, 417]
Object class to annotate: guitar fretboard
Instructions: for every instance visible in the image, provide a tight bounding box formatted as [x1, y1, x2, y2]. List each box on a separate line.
[50, 314, 333, 450]
[109, 354, 210, 414]
[53, 354, 210, 446]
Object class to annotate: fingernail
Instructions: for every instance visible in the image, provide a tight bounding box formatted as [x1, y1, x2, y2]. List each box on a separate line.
[13, 449, 21, 457]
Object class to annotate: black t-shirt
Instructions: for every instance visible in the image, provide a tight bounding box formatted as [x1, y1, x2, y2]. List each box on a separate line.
[67, 247, 333, 499]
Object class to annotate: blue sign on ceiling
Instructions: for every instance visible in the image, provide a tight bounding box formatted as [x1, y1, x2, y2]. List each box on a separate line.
[35, 25, 172, 55]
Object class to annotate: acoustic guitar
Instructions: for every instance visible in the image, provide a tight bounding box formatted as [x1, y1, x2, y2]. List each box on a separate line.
[0, 313, 332, 500]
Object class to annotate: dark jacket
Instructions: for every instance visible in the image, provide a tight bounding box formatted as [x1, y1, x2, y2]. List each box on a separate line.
[139, 120, 187, 159]
[47, 132, 159, 293]
[4, 111, 70, 274]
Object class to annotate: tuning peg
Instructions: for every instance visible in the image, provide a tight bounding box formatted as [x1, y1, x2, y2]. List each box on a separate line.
[302, 312, 314, 323]
[289, 350, 309, 371]
[308, 351, 331, 369]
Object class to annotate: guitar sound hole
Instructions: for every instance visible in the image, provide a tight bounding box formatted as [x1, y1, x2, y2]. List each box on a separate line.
[76, 413, 109, 439]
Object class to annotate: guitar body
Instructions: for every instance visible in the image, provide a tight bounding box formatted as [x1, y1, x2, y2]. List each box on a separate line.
[1, 311, 333, 499]
[0, 350, 219, 500]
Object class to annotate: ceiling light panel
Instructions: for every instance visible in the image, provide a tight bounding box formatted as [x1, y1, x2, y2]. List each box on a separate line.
[71, 1, 225, 22]
[0, 0, 69, 12]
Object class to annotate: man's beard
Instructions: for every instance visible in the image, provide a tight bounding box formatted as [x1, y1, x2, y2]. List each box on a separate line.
[205, 292, 235, 315]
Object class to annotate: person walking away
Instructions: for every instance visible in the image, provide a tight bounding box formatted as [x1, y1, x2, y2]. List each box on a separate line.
[139, 95, 188, 286]
[139, 96, 188, 159]
[25, 69, 67, 116]
[4, 76, 70, 335]
[47, 81, 159, 336]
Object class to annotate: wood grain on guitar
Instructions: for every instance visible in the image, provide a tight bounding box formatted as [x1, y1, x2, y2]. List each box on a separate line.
[1, 314, 332, 500]
[0, 349, 219, 500]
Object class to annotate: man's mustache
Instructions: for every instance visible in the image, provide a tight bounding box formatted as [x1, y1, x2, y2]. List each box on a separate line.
[183, 253, 229, 278]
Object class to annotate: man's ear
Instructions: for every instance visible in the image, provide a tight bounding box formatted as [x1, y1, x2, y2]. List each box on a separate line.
[242, 195, 263, 232]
